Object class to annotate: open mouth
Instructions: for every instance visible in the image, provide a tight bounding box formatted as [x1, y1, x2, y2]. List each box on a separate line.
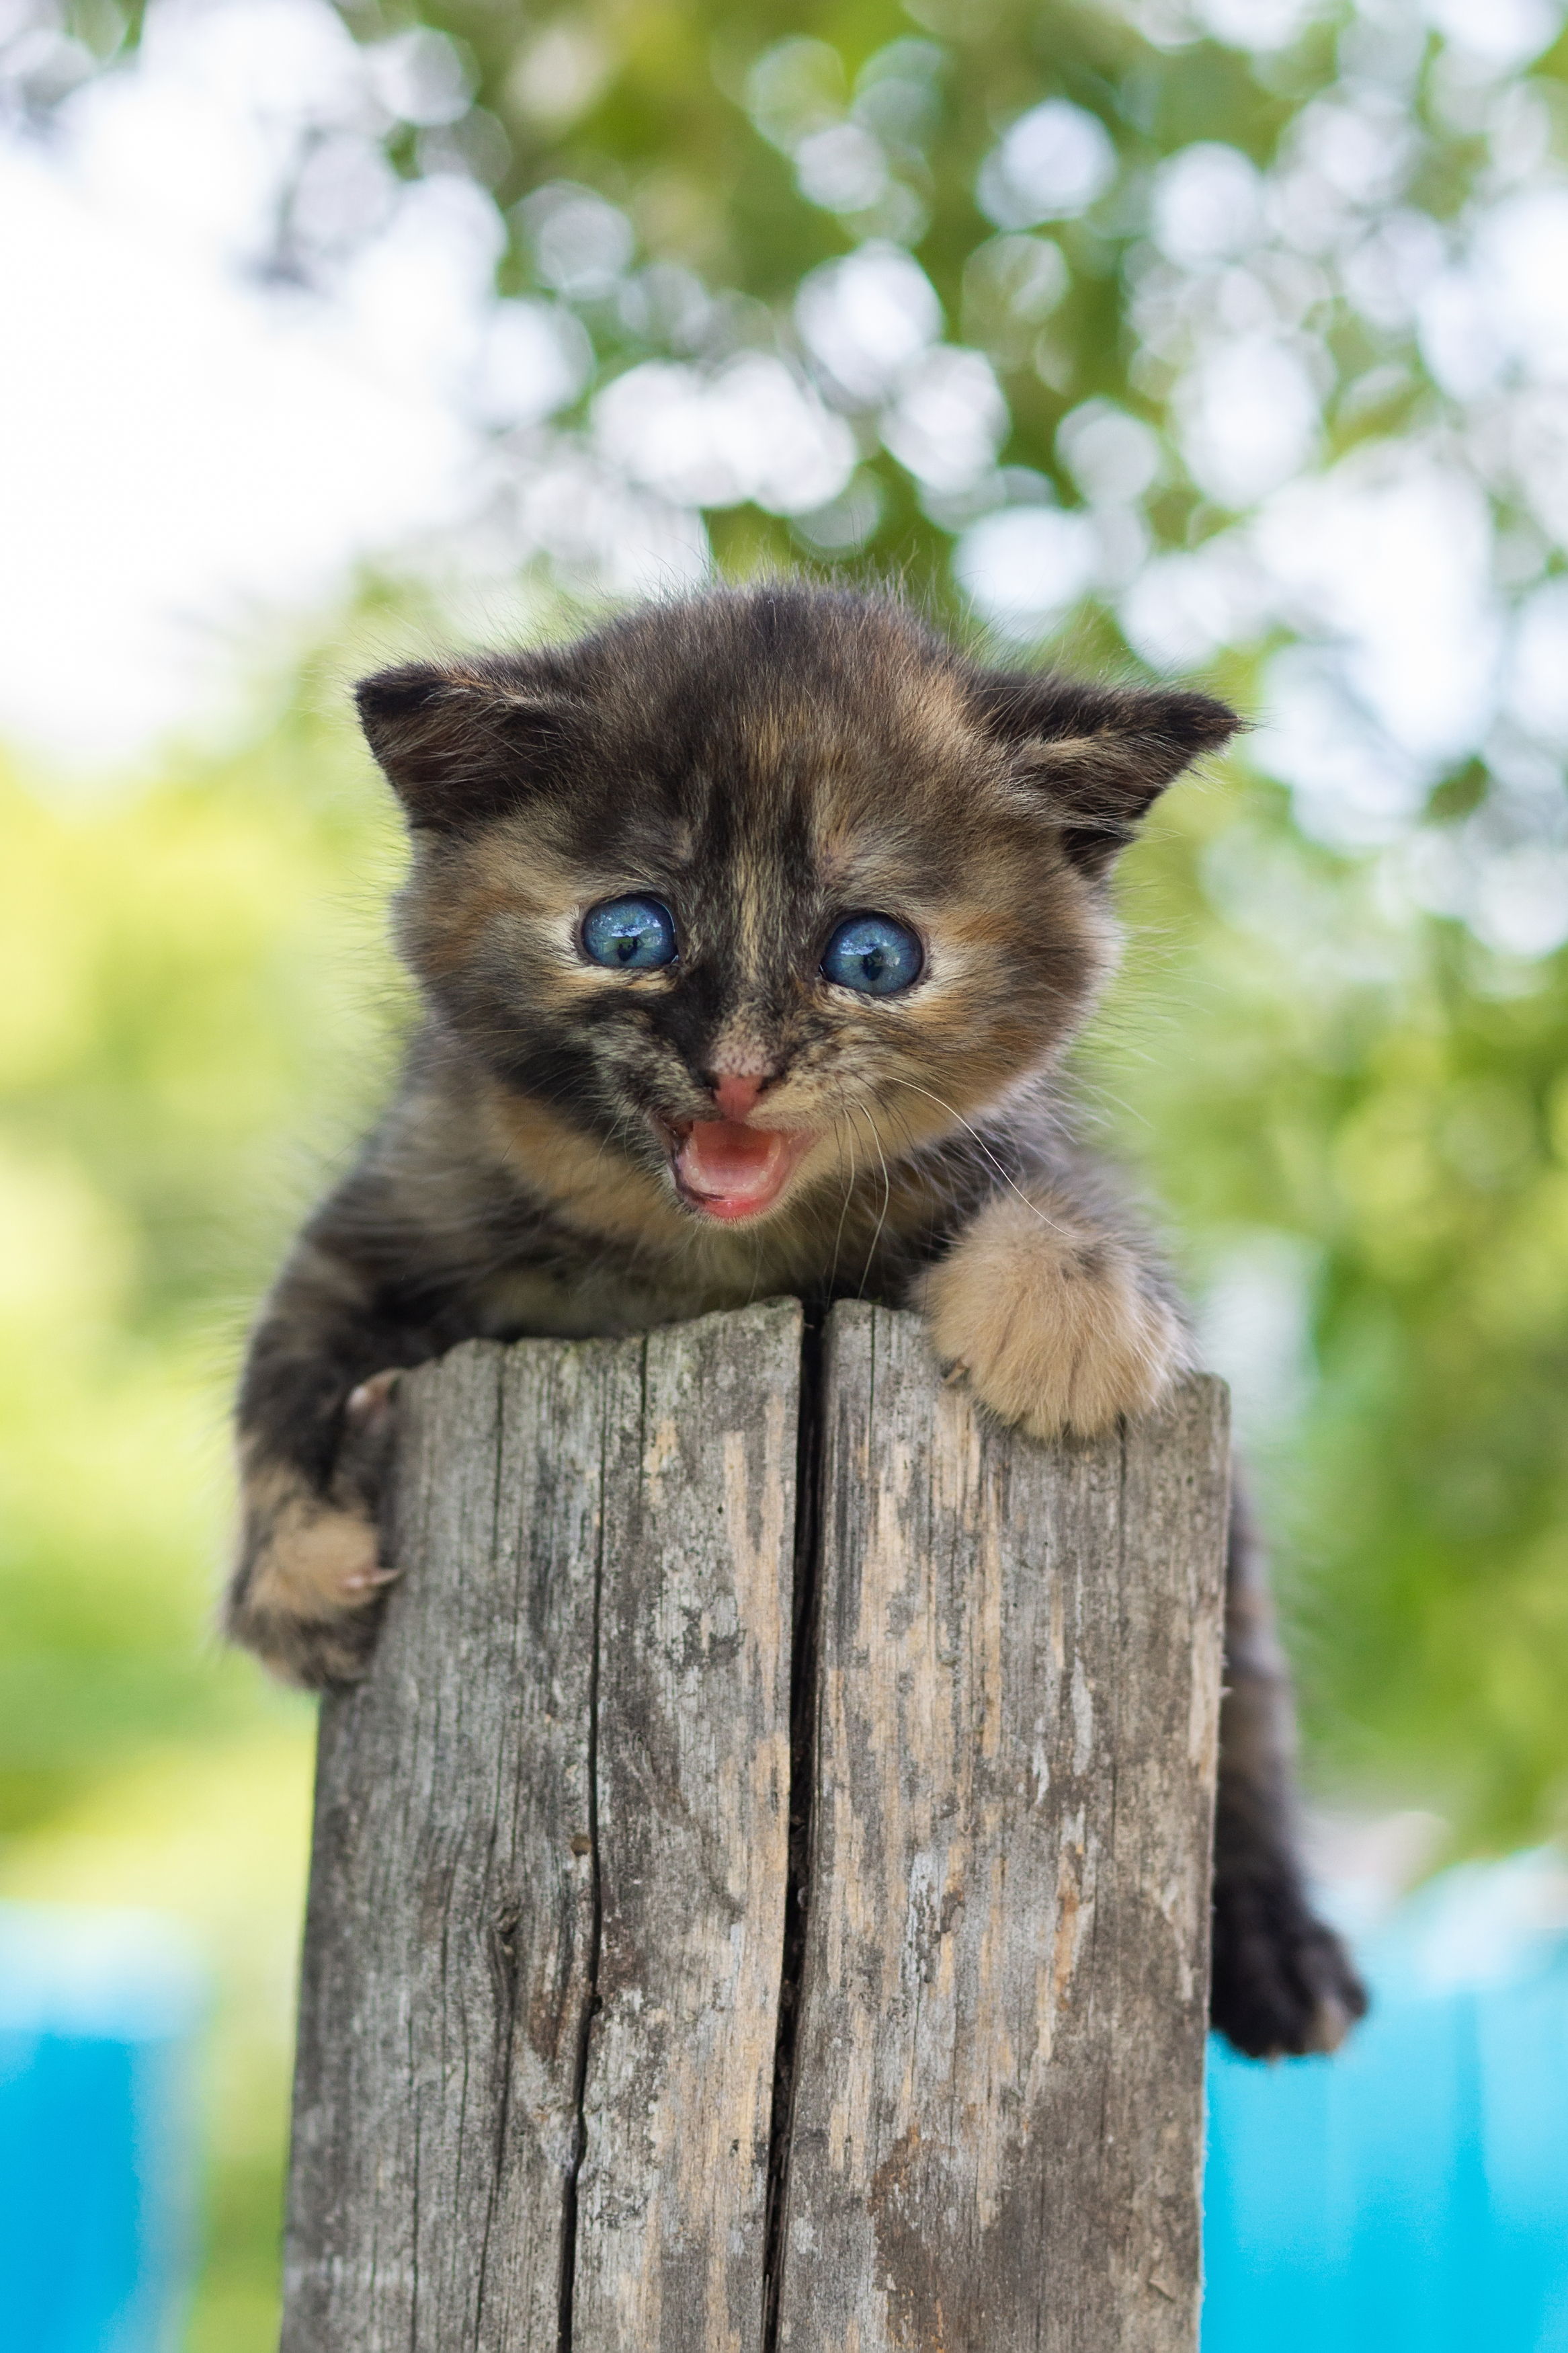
[666, 1117, 819, 1222]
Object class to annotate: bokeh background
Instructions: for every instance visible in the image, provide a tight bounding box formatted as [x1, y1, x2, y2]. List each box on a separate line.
[3, 0, 1568, 2338]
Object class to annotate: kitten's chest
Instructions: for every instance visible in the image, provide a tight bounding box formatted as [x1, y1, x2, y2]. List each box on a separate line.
[470, 1259, 683, 1342]
[468, 1236, 791, 1343]
[464, 1191, 919, 1341]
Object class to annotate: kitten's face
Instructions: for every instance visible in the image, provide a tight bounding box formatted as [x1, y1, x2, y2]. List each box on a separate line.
[363, 591, 1235, 1228]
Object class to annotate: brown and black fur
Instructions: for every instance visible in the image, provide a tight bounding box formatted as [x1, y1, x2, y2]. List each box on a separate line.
[230, 584, 1365, 2059]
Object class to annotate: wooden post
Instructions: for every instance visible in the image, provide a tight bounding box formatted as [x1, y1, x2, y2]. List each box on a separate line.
[280, 1301, 1228, 2353]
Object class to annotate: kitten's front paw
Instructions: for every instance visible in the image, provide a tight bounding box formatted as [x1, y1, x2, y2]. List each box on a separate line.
[229, 1371, 403, 1689]
[920, 1196, 1190, 1439]
[229, 1497, 396, 1689]
[1211, 1868, 1368, 2058]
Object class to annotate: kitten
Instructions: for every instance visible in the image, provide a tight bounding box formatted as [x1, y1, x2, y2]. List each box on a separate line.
[230, 584, 1364, 2059]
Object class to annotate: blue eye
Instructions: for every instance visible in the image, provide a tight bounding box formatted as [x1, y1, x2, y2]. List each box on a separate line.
[581, 895, 677, 971]
[821, 914, 923, 996]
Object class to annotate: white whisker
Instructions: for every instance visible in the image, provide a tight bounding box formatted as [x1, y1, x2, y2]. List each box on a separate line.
[841, 1086, 893, 1297]
[826, 1099, 859, 1298]
[886, 1078, 1065, 1234]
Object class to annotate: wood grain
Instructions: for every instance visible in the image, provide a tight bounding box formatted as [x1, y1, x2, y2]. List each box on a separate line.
[571, 1302, 799, 2353]
[281, 1336, 606, 2352]
[280, 1302, 800, 2353]
[774, 1304, 1229, 2353]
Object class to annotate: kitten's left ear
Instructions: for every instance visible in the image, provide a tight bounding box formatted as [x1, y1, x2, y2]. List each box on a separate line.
[356, 653, 585, 832]
[970, 670, 1242, 875]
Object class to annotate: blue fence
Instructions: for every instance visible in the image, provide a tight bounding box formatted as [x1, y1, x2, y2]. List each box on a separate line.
[0, 1903, 205, 2353]
[1205, 1849, 1568, 2350]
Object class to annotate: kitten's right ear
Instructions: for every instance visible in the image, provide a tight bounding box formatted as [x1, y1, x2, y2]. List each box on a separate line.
[355, 659, 583, 831]
[968, 668, 1242, 875]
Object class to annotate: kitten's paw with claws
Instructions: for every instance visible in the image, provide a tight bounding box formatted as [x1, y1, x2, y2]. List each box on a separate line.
[920, 1195, 1191, 1439]
[228, 1370, 403, 1689]
[1210, 1867, 1368, 2058]
[229, 1497, 396, 1689]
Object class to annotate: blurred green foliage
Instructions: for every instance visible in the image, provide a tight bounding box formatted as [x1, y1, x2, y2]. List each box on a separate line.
[329, 0, 1568, 582]
[0, 684, 401, 1835]
[1108, 767, 1568, 1842]
[0, 668, 405, 2344]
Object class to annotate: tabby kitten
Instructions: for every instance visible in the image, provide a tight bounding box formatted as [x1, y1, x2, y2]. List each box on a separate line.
[231, 584, 1364, 2059]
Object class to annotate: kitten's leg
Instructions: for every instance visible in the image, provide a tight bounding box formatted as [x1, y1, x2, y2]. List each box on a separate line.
[228, 1222, 443, 1689]
[1210, 1490, 1368, 2055]
[917, 1183, 1192, 1438]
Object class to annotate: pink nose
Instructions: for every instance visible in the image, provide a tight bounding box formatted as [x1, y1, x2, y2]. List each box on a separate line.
[711, 1072, 766, 1121]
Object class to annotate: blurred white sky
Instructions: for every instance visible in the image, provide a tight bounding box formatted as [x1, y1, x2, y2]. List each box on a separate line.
[2, 0, 1567, 961]
[0, 0, 509, 758]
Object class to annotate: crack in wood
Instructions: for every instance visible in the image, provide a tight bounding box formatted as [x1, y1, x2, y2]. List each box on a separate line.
[474, 1388, 522, 2331]
[761, 1308, 824, 2353]
[554, 1345, 618, 2352]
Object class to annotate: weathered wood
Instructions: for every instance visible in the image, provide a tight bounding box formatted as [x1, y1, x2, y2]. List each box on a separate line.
[774, 1306, 1229, 2353]
[281, 1299, 1227, 2353]
[281, 1301, 801, 2352]
[282, 1334, 606, 2352]
[573, 1302, 798, 2351]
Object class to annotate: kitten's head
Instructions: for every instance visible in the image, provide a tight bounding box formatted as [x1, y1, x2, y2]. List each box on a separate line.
[358, 588, 1237, 1226]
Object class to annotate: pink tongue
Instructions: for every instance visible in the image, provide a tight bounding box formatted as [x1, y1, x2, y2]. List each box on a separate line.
[677, 1119, 786, 1200]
